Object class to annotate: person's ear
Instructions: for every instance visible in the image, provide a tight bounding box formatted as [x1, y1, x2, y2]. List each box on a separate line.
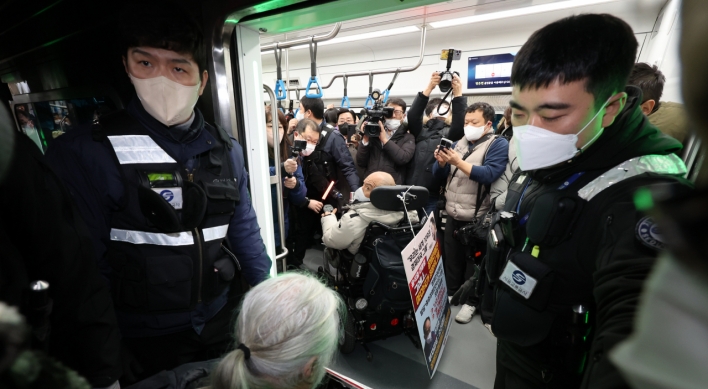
[640, 99, 656, 116]
[198, 70, 209, 96]
[303, 356, 318, 379]
[600, 92, 627, 128]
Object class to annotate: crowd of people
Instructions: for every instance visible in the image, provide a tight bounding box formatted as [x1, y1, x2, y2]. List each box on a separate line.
[0, 1, 705, 389]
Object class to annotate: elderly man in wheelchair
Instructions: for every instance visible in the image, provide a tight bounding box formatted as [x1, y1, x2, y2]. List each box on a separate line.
[318, 171, 429, 360]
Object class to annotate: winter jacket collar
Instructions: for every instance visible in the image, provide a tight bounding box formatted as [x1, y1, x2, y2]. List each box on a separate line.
[126, 98, 217, 164]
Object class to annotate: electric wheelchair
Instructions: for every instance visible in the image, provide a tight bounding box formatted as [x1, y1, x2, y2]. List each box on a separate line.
[318, 185, 429, 361]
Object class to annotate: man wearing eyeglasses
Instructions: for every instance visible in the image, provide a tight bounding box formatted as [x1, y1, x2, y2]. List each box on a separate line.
[357, 97, 416, 184]
[288, 118, 360, 268]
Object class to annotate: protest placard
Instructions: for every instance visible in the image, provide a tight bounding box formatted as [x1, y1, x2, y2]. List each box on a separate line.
[401, 215, 451, 378]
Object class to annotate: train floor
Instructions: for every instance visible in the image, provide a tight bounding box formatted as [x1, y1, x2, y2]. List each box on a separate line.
[301, 245, 498, 389]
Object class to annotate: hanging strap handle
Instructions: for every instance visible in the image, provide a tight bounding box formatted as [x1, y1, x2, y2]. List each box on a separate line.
[305, 38, 323, 98]
[340, 75, 350, 109]
[364, 72, 375, 109]
[273, 44, 286, 100]
[381, 69, 399, 104]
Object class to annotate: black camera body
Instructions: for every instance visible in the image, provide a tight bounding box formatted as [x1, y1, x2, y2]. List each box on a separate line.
[438, 70, 460, 93]
[364, 89, 394, 137]
[291, 139, 306, 158]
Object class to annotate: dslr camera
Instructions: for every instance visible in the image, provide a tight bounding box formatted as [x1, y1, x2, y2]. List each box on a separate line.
[364, 89, 394, 137]
[438, 49, 462, 93]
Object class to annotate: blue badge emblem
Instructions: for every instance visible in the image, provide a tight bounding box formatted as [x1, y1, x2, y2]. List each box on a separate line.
[512, 270, 526, 285]
[636, 216, 664, 251]
[160, 189, 174, 202]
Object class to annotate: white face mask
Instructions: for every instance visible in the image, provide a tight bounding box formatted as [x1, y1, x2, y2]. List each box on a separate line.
[295, 110, 305, 120]
[300, 142, 316, 157]
[431, 106, 450, 120]
[464, 124, 486, 142]
[514, 98, 611, 171]
[353, 187, 369, 202]
[385, 119, 401, 131]
[130, 74, 201, 127]
[425, 332, 433, 344]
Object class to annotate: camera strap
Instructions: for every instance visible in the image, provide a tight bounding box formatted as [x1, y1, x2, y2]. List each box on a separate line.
[436, 88, 454, 116]
[273, 44, 286, 100]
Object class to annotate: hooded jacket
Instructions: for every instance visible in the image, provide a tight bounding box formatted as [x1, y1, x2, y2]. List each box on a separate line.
[356, 122, 416, 184]
[321, 201, 419, 255]
[491, 86, 689, 388]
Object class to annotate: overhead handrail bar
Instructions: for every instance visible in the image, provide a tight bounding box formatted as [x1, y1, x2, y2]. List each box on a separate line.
[294, 25, 428, 92]
[261, 22, 342, 52]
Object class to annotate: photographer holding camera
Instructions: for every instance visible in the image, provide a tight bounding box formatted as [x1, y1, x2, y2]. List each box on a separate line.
[432, 102, 508, 324]
[357, 96, 415, 184]
[404, 72, 466, 216]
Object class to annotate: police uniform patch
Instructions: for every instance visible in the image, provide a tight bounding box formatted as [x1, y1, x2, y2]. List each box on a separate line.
[635, 216, 664, 251]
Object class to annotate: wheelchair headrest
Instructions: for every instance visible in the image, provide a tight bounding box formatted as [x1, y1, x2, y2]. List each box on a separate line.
[369, 186, 429, 212]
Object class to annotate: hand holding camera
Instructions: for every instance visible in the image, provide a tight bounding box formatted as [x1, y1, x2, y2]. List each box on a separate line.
[435, 138, 455, 167]
[283, 176, 297, 189]
[423, 72, 442, 96]
[283, 158, 297, 174]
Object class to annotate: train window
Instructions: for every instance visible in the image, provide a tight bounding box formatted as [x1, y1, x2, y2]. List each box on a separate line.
[13, 97, 116, 153]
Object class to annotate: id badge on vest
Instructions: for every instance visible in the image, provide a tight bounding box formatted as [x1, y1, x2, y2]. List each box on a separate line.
[151, 187, 183, 209]
[499, 261, 538, 299]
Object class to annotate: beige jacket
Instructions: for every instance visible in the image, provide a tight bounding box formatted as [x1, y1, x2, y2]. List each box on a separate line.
[321, 201, 419, 254]
[649, 102, 688, 144]
[444, 135, 496, 222]
[492, 136, 519, 211]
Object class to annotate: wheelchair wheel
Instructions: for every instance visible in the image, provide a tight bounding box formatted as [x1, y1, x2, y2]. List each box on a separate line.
[340, 312, 356, 354]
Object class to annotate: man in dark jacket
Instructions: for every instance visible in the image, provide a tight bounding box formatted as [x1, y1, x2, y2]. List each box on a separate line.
[470, 14, 691, 389]
[45, 5, 270, 384]
[405, 73, 466, 215]
[357, 97, 415, 184]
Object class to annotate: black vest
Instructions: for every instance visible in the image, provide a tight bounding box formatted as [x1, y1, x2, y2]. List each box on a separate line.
[489, 154, 687, 349]
[97, 111, 241, 314]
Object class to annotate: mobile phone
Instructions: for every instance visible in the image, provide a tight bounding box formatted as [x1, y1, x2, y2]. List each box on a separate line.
[440, 49, 462, 61]
[439, 137, 453, 151]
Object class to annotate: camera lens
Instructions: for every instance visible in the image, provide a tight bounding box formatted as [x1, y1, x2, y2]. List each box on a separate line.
[439, 71, 453, 93]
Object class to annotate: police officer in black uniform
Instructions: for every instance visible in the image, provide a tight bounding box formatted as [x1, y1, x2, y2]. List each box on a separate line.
[46, 4, 271, 384]
[462, 14, 691, 388]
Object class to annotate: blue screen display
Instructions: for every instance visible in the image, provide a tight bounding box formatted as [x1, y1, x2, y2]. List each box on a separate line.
[467, 54, 515, 89]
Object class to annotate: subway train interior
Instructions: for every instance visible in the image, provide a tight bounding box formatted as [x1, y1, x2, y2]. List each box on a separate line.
[0, 0, 705, 388]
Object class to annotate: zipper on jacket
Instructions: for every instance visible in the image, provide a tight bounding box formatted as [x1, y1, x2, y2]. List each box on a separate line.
[195, 228, 203, 303]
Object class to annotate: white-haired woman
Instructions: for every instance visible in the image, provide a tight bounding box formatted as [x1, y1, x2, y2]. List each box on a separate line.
[211, 273, 342, 389]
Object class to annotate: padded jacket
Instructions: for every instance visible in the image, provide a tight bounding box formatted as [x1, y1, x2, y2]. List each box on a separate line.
[321, 201, 419, 254]
[356, 122, 416, 184]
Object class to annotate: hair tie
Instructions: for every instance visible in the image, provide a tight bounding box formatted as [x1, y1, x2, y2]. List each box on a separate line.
[237, 343, 251, 360]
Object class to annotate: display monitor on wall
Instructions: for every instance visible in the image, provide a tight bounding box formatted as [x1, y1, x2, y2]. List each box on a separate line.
[467, 54, 515, 89]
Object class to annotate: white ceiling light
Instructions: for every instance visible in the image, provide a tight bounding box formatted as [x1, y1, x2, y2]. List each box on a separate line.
[429, 0, 620, 29]
[261, 25, 419, 55]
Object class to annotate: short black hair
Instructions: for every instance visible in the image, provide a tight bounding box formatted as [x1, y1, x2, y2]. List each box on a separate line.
[628, 62, 665, 113]
[466, 102, 495, 123]
[295, 118, 320, 134]
[337, 108, 355, 122]
[386, 97, 407, 113]
[511, 14, 638, 108]
[119, 2, 206, 73]
[324, 108, 338, 126]
[300, 96, 324, 120]
[425, 98, 448, 116]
